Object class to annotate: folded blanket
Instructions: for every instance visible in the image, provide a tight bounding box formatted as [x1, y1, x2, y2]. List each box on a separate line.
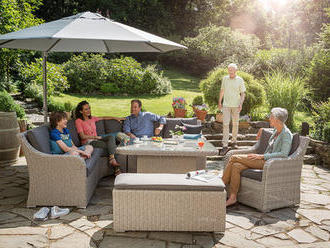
[186, 170, 206, 179]
[183, 133, 202, 140]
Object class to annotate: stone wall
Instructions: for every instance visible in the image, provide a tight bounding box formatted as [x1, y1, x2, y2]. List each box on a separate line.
[309, 139, 330, 169]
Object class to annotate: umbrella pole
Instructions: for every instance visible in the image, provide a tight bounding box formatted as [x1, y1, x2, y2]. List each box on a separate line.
[42, 52, 48, 124]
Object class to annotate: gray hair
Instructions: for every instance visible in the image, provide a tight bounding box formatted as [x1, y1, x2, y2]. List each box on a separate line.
[228, 63, 238, 70]
[270, 107, 288, 123]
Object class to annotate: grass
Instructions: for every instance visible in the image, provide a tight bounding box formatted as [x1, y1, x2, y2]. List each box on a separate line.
[52, 67, 202, 117]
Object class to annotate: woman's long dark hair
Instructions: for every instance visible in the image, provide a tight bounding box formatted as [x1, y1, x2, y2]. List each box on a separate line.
[75, 100, 91, 120]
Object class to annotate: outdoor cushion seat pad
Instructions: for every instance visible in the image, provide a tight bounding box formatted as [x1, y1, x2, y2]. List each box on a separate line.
[241, 169, 263, 182]
[289, 133, 300, 156]
[85, 148, 104, 176]
[67, 120, 81, 147]
[163, 117, 197, 138]
[115, 173, 225, 191]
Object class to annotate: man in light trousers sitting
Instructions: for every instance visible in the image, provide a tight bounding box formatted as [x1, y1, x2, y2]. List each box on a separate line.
[218, 63, 246, 156]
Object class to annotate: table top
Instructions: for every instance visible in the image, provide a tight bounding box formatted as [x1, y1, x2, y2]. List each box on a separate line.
[116, 138, 218, 157]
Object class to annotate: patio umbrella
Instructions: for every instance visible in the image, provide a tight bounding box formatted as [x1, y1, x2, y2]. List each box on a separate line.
[0, 12, 186, 122]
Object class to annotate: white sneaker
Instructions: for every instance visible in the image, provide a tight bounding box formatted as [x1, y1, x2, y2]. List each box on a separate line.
[33, 207, 50, 221]
[50, 206, 70, 219]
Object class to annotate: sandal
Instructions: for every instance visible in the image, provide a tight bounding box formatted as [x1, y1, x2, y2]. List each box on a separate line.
[109, 156, 121, 176]
[114, 167, 121, 176]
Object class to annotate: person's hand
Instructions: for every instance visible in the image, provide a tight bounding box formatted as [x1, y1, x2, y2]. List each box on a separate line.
[129, 134, 136, 139]
[247, 154, 264, 160]
[154, 127, 162, 136]
[95, 136, 102, 140]
[116, 117, 125, 122]
[256, 128, 263, 140]
[238, 104, 242, 113]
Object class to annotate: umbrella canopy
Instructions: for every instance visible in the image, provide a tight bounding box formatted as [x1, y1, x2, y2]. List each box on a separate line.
[0, 12, 186, 52]
[0, 12, 186, 122]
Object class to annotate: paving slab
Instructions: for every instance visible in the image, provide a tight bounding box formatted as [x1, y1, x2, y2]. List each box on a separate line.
[0, 235, 48, 248]
[287, 229, 317, 243]
[50, 231, 96, 248]
[305, 225, 330, 241]
[99, 236, 166, 248]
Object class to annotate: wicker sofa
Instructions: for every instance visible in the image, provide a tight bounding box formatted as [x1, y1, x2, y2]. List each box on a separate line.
[224, 128, 310, 212]
[19, 117, 199, 208]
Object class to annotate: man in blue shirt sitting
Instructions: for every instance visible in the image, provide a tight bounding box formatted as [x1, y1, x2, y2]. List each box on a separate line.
[124, 99, 166, 138]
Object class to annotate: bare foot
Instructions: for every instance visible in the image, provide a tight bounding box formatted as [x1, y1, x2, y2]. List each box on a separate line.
[226, 198, 237, 207]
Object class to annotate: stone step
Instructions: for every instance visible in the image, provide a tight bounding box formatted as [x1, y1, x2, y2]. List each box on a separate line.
[209, 140, 257, 147]
[215, 146, 253, 152]
[25, 108, 41, 115]
[204, 133, 257, 141]
[304, 154, 318, 165]
[306, 146, 314, 155]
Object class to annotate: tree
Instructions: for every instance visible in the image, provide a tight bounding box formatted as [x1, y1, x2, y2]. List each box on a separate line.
[0, 0, 43, 86]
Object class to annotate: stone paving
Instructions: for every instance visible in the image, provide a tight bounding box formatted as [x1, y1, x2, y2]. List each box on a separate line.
[0, 157, 329, 248]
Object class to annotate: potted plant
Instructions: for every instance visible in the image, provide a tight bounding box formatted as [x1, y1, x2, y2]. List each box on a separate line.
[191, 96, 208, 122]
[64, 101, 74, 120]
[172, 97, 187, 118]
[239, 115, 250, 129]
[216, 109, 223, 123]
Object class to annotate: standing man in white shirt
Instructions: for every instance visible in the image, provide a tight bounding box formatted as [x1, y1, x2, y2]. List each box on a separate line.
[218, 63, 246, 156]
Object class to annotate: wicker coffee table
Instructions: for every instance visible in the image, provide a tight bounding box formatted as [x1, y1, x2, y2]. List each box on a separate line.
[116, 139, 218, 173]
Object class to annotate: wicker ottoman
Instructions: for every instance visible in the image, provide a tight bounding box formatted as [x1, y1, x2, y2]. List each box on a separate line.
[113, 173, 226, 232]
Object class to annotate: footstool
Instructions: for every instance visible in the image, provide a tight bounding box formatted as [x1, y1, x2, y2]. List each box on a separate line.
[113, 173, 226, 232]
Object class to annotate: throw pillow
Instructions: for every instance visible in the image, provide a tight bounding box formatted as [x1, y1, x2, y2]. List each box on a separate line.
[182, 123, 203, 134]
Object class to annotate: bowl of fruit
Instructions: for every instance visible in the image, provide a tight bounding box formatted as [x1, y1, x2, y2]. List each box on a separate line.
[151, 136, 163, 142]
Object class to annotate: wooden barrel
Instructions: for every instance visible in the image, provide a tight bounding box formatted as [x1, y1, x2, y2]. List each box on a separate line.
[0, 111, 20, 167]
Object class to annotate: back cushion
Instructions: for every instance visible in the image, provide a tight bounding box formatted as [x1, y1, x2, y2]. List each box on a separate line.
[163, 117, 198, 138]
[104, 119, 123, 134]
[96, 120, 105, 136]
[26, 125, 51, 154]
[256, 128, 273, 154]
[66, 120, 81, 147]
[289, 133, 300, 155]
[182, 123, 203, 134]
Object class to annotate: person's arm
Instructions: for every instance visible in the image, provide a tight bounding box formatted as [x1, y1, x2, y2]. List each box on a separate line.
[238, 92, 245, 113]
[123, 117, 136, 138]
[77, 132, 101, 141]
[150, 113, 165, 136]
[218, 77, 225, 110]
[263, 132, 293, 160]
[56, 140, 74, 153]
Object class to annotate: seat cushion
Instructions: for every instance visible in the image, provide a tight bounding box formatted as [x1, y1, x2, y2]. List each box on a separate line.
[163, 117, 197, 138]
[85, 148, 104, 176]
[66, 120, 81, 147]
[241, 169, 263, 182]
[289, 133, 300, 156]
[104, 119, 123, 134]
[26, 126, 51, 154]
[182, 123, 203, 134]
[115, 173, 225, 191]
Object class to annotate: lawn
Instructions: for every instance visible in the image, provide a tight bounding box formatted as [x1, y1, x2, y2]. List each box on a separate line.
[52, 67, 202, 117]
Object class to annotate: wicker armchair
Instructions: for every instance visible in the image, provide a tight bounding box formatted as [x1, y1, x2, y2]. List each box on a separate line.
[224, 129, 310, 212]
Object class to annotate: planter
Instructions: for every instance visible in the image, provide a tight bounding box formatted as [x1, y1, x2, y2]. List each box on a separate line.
[216, 113, 223, 123]
[18, 119, 27, 157]
[173, 108, 186, 118]
[193, 108, 207, 122]
[239, 121, 250, 129]
[0, 112, 20, 167]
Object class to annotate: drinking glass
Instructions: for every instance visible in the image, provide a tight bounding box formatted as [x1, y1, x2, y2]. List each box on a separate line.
[198, 138, 205, 149]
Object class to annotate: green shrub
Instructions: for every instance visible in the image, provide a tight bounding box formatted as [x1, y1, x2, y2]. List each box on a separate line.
[323, 122, 330, 143]
[200, 68, 265, 115]
[101, 83, 120, 95]
[0, 91, 25, 119]
[65, 55, 171, 95]
[161, 25, 259, 76]
[20, 58, 69, 96]
[192, 96, 203, 106]
[64, 53, 108, 94]
[311, 99, 330, 142]
[244, 48, 316, 79]
[140, 65, 171, 95]
[264, 71, 309, 129]
[63, 101, 73, 112]
[48, 100, 65, 112]
[306, 49, 330, 102]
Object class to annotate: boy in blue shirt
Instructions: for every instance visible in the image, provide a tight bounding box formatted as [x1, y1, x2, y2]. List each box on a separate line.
[50, 111, 93, 158]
